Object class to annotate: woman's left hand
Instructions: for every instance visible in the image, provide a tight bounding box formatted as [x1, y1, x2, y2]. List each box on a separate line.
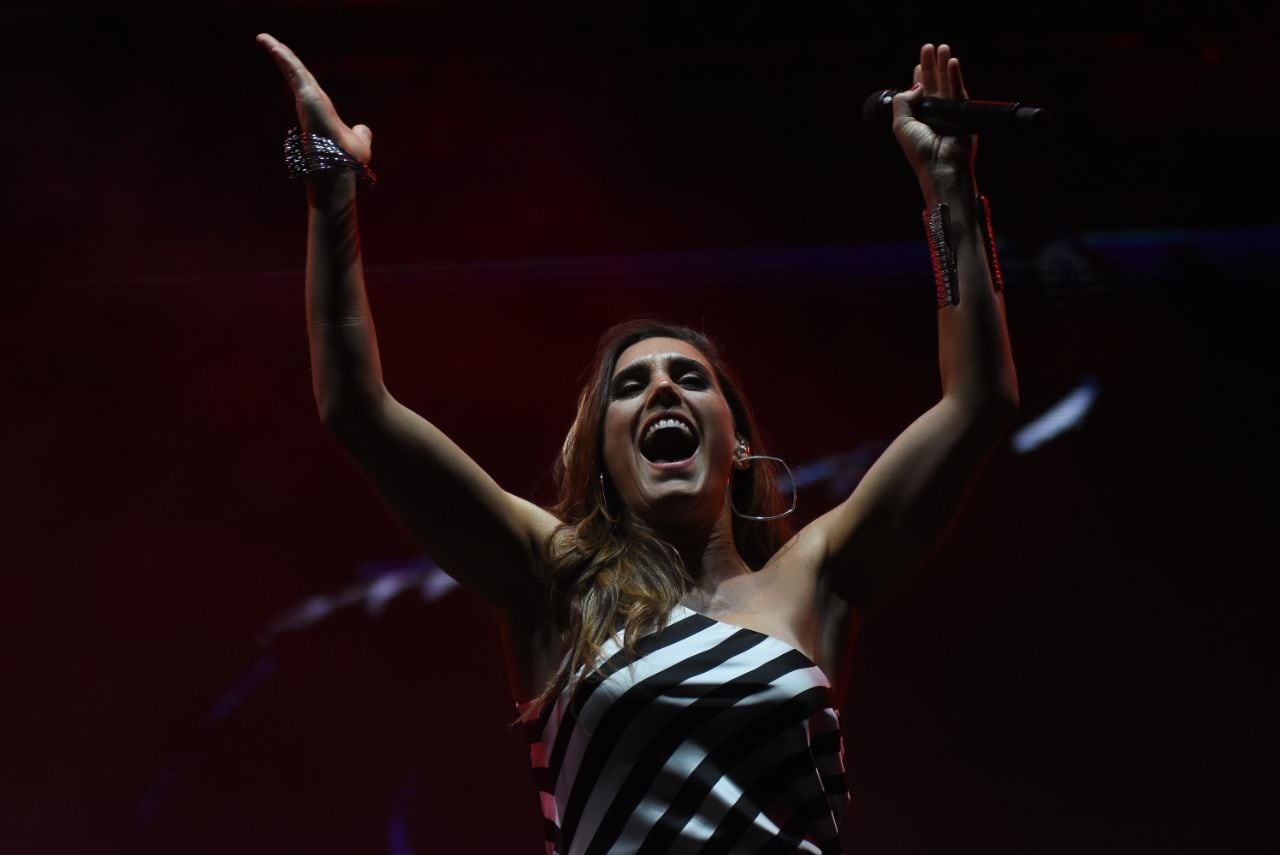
[891, 43, 977, 194]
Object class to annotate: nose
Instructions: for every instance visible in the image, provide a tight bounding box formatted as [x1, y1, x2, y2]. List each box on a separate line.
[645, 375, 683, 409]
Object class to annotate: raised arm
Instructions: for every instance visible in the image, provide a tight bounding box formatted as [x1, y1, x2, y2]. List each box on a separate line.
[805, 43, 1019, 613]
[256, 34, 560, 622]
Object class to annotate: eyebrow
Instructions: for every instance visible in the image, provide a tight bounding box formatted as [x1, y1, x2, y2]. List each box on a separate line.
[612, 354, 710, 382]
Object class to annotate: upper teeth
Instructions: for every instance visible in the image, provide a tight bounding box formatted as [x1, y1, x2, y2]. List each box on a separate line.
[645, 417, 693, 441]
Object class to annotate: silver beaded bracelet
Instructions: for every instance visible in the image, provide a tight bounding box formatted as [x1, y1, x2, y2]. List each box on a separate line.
[923, 202, 959, 308]
[283, 127, 377, 190]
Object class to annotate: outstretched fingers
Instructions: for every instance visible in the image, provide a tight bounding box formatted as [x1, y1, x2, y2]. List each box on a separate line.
[948, 56, 969, 101]
[256, 32, 318, 96]
[939, 44, 954, 97]
[920, 43, 968, 101]
[920, 43, 938, 95]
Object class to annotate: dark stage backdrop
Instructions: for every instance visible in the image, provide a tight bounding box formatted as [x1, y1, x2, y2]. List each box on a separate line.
[2, 4, 1273, 854]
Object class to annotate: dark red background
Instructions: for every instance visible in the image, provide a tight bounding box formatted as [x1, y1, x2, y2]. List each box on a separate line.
[2, 3, 1273, 853]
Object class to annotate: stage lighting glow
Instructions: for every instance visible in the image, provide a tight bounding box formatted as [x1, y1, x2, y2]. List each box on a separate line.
[1011, 376, 1099, 454]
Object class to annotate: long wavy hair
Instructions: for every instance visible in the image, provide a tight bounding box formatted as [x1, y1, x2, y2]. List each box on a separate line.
[519, 320, 795, 722]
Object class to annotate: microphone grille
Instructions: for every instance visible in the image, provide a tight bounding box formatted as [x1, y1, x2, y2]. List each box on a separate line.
[862, 89, 895, 128]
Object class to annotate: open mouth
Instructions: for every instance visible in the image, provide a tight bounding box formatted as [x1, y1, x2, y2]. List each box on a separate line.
[639, 416, 700, 464]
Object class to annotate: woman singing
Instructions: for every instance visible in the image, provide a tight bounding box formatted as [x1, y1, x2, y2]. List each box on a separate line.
[258, 33, 1018, 854]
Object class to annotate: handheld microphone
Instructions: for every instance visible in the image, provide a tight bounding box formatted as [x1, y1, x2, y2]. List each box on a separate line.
[862, 90, 1050, 135]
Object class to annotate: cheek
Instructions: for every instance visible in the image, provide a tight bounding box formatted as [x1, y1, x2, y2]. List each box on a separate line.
[601, 409, 632, 467]
[713, 435, 736, 469]
[703, 407, 739, 466]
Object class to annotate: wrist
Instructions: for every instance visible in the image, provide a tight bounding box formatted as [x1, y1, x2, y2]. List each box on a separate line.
[918, 169, 977, 208]
[286, 127, 376, 203]
[306, 170, 358, 211]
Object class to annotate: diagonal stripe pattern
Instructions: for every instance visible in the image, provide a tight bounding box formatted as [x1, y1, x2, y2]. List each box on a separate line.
[519, 605, 849, 854]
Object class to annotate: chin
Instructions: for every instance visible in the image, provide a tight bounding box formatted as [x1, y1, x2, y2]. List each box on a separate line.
[635, 477, 721, 529]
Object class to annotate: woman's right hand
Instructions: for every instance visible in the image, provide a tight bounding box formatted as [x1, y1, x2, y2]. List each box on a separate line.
[256, 32, 373, 166]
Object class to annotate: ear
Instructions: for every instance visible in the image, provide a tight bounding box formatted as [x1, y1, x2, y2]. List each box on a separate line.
[733, 437, 752, 470]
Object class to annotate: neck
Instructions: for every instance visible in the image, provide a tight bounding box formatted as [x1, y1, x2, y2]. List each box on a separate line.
[657, 504, 751, 607]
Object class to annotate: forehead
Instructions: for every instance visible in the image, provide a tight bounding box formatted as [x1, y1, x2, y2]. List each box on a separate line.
[613, 337, 711, 375]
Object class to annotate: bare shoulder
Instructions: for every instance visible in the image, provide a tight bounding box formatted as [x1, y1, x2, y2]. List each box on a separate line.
[718, 527, 829, 659]
[755, 527, 856, 683]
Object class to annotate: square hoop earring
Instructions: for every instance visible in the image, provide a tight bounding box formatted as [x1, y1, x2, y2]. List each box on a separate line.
[730, 455, 797, 521]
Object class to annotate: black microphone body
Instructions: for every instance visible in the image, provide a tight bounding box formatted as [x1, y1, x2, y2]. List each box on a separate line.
[863, 90, 1050, 135]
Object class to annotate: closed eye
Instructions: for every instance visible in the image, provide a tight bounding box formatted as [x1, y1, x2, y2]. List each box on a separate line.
[611, 371, 650, 401]
[610, 355, 712, 398]
[679, 372, 709, 389]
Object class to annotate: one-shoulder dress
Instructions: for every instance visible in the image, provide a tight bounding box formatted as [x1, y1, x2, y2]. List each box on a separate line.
[519, 603, 849, 854]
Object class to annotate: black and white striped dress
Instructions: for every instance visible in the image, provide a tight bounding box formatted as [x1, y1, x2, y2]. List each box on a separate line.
[519, 604, 849, 854]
